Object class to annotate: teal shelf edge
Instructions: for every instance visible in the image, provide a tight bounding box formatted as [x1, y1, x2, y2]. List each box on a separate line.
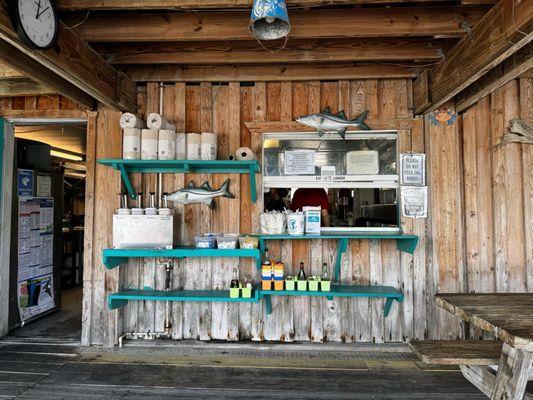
[108, 289, 259, 310]
[103, 248, 262, 269]
[108, 285, 403, 316]
[258, 234, 418, 281]
[97, 159, 260, 203]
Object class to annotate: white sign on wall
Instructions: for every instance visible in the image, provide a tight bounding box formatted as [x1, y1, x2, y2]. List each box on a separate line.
[401, 153, 426, 185]
[284, 150, 315, 175]
[401, 186, 428, 219]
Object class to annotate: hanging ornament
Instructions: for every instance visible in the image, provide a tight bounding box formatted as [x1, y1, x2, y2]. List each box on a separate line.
[249, 0, 291, 48]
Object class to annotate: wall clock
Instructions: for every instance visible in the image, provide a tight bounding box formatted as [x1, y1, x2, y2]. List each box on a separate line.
[8, 0, 59, 50]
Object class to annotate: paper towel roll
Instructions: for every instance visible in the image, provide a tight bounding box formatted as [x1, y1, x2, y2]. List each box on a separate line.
[186, 133, 201, 160]
[123, 128, 141, 160]
[228, 154, 235, 161]
[120, 113, 145, 129]
[175, 132, 187, 160]
[141, 129, 158, 160]
[158, 129, 176, 160]
[147, 113, 176, 131]
[200, 132, 217, 160]
[235, 147, 255, 161]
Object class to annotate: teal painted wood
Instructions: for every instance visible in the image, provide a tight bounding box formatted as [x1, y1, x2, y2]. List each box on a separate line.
[97, 159, 260, 202]
[108, 289, 259, 309]
[103, 247, 261, 269]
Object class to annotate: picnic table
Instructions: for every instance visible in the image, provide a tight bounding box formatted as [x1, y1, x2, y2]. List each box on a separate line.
[436, 293, 533, 400]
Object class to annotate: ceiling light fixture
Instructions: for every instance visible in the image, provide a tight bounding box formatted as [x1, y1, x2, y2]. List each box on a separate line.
[50, 149, 83, 161]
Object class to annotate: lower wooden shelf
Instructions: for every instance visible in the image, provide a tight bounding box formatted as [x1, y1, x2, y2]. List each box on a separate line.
[108, 285, 403, 316]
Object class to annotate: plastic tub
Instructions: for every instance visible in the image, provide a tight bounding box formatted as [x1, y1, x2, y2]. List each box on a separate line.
[274, 281, 284, 291]
[216, 235, 238, 249]
[285, 279, 296, 291]
[321, 280, 331, 292]
[239, 236, 259, 249]
[262, 280, 272, 290]
[308, 278, 319, 292]
[195, 235, 216, 249]
[242, 287, 252, 298]
[296, 280, 307, 291]
[229, 287, 240, 298]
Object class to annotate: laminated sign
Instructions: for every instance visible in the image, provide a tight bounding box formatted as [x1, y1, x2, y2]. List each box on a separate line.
[400, 153, 426, 185]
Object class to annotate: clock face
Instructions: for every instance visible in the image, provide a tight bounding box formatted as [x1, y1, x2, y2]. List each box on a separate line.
[17, 0, 58, 49]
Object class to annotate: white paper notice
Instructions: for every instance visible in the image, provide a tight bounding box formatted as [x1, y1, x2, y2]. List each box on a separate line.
[401, 186, 428, 219]
[401, 153, 426, 185]
[284, 150, 316, 175]
[36, 174, 52, 197]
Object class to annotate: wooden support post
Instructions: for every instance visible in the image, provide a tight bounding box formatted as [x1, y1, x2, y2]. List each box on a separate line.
[491, 343, 533, 400]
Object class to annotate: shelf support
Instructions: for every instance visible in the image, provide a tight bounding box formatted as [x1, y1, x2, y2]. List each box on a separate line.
[108, 297, 128, 310]
[117, 163, 136, 199]
[396, 236, 418, 254]
[383, 298, 394, 317]
[263, 294, 273, 315]
[103, 255, 129, 270]
[249, 165, 257, 203]
[334, 238, 349, 282]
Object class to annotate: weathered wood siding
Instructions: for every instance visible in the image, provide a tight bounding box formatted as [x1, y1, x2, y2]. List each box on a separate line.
[1, 77, 531, 346]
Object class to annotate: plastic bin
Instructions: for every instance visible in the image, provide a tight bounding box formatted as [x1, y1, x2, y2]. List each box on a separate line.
[262, 280, 272, 290]
[274, 281, 284, 291]
[296, 280, 307, 291]
[216, 235, 239, 249]
[242, 286, 252, 298]
[321, 280, 331, 292]
[285, 279, 296, 291]
[195, 235, 216, 249]
[239, 236, 259, 249]
[308, 278, 319, 292]
[229, 287, 240, 298]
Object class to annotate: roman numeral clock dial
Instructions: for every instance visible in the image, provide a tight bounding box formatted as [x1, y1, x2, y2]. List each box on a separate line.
[9, 0, 59, 50]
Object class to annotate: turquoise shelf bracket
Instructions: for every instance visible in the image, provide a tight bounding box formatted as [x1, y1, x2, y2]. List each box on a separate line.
[108, 296, 128, 310]
[257, 238, 266, 270]
[117, 163, 136, 199]
[383, 298, 394, 317]
[334, 238, 349, 282]
[396, 236, 418, 254]
[103, 255, 129, 270]
[249, 165, 258, 203]
[263, 294, 273, 315]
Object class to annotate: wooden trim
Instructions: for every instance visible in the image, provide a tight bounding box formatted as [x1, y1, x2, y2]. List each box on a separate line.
[0, 77, 54, 97]
[245, 119, 419, 133]
[0, 2, 136, 112]
[456, 42, 533, 112]
[124, 64, 416, 82]
[72, 7, 488, 42]
[0, 109, 92, 119]
[96, 38, 446, 65]
[414, 0, 533, 113]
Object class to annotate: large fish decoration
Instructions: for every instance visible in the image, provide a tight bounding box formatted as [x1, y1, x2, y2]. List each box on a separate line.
[167, 179, 234, 209]
[296, 107, 371, 139]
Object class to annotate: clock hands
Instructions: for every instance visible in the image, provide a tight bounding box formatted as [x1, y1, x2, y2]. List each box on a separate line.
[36, 6, 50, 19]
[35, 0, 41, 19]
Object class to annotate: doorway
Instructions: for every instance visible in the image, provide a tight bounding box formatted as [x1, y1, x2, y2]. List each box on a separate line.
[1, 117, 87, 341]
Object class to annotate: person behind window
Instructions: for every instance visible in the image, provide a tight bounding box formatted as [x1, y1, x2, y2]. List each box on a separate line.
[265, 188, 288, 212]
[289, 188, 331, 227]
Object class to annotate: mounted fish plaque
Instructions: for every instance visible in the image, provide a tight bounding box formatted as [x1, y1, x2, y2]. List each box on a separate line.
[249, 0, 291, 42]
[167, 179, 235, 209]
[296, 107, 371, 139]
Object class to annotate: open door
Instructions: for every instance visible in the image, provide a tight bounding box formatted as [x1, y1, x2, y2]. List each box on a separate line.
[0, 118, 14, 337]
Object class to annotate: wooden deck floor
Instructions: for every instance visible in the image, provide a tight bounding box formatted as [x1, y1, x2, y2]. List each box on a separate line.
[0, 340, 491, 399]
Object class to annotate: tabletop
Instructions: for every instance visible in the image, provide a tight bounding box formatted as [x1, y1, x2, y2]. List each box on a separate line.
[436, 293, 533, 351]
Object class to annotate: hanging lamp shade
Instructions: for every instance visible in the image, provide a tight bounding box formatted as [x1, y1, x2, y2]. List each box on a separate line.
[249, 0, 291, 41]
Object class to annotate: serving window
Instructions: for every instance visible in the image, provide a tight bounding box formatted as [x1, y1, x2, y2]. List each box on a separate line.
[262, 131, 400, 234]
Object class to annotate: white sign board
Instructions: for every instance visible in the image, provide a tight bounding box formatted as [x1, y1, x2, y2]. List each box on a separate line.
[401, 153, 426, 185]
[284, 150, 315, 175]
[401, 186, 428, 219]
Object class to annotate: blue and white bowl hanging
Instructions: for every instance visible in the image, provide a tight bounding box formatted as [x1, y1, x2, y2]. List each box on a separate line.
[249, 0, 291, 41]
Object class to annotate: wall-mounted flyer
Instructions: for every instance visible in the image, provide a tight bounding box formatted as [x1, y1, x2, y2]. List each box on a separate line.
[17, 197, 55, 322]
[284, 150, 315, 175]
[401, 186, 428, 219]
[400, 153, 426, 185]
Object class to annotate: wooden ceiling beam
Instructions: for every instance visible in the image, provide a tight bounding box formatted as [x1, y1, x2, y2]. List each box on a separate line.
[455, 42, 533, 112]
[73, 6, 488, 42]
[123, 63, 416, 82]
[95, 38, 448, 65]
[0, 2, 135, 112]
[57, 0, 473, 10]
[0, 77, 54, 97]
[413, 0, 533, 114]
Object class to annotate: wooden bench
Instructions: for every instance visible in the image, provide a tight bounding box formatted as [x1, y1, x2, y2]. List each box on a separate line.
[410, 340, 532, 400]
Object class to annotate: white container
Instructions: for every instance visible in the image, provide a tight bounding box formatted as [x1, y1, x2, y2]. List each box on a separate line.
[259, 212, 286, 235]
[131, 207, 144, 215]
[141, 129, 158, 160]
[123, 128, 141, 160]
[175, 132, 187, 160]
[303, 206, 321, 235]
[145, 207, 158, 216]
[116, 208, 130, 215]
[113, 214, 178, 249]
[200, 132, 217, 160]
[216, 235, 238, 249]
[158, 129, 176, 160]
[186, 133, 201, 160]
[286, 212, 305, 236]
[158, 208, 173, 216]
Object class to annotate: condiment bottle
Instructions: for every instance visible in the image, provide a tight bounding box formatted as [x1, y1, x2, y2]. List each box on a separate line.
[322, 263, 329, 280]
[230, 267, 240, 288]
[297, 261, 307, 280]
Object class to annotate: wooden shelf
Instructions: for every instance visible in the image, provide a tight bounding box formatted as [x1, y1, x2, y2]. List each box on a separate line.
[97, 159, 260, 202]
[108, 285, 403, 316]
[258, 234, 419, 281]
[103, 247, 261, 269]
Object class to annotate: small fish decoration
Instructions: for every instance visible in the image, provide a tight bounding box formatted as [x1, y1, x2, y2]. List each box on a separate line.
[428, 108, 457, 127]
[296, 107, 371, 139]
[167, 179, 235, 209]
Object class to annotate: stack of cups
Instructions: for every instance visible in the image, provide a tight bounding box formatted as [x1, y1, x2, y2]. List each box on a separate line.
[273, 262, 285, 291]
[261, 265, 272, 290]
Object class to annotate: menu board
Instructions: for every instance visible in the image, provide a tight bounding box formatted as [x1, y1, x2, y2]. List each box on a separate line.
[17, 197, 55, 322]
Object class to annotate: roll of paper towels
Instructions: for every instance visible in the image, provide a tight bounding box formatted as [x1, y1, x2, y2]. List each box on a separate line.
[123, 128, 141, 160]
[175, 132, 187, 160]
[158, 129, 176, 160]
[200, 132, 217, 160]
[186, 133, 201, 160]
[141, 129, 158, 160]
[228, 154, 235, 161]
[146, 113, 176, 131]
[235, 147, 254, 161]
[120, 113, 145, 129]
